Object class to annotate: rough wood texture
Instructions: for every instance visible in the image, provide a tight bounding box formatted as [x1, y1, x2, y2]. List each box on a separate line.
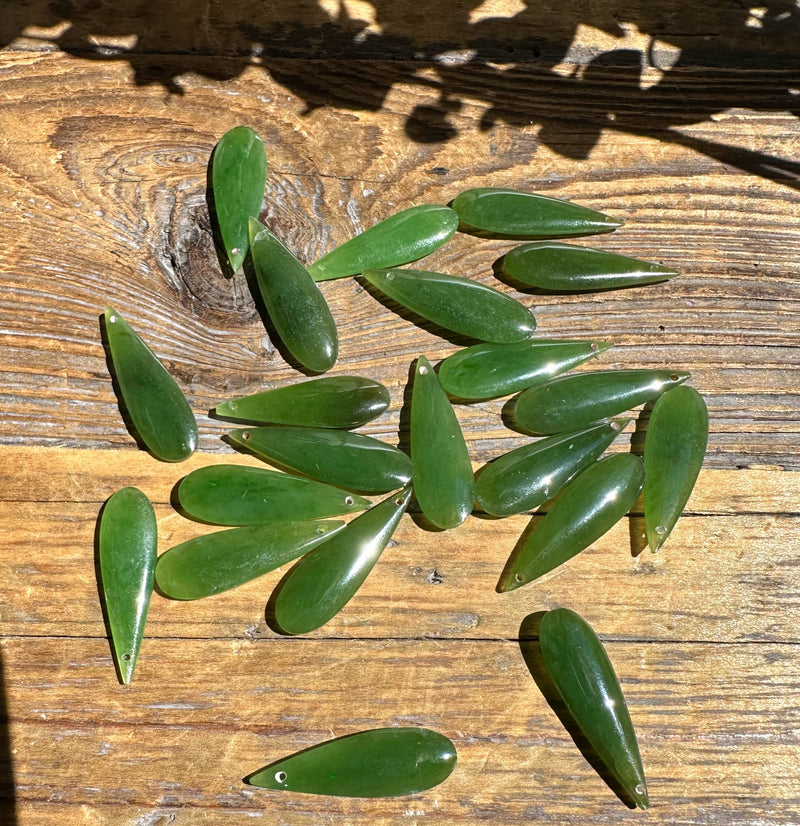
[1, 4, 799, 824]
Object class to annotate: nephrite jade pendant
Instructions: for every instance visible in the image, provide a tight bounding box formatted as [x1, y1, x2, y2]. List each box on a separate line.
[451, 188, 622, 240]
[503, 241, 678, 292]
[248, 727, 457, 797]
[272, 487, 412, 634]
[228, 426, 413, 494]
[98, 487, 157, 684]
[514, 369, 690, 434]
[476, 419, 628, 517]
[210, 125, 267, 273]
[154, 520, 345, 600]
[248, 218, 338, 373]
[308, 204, 458, 282]
[177, 464, 370, 525]
[102, 307, 198, 462]
[437, 338, 612, 400]
[215, 375, 390, 428]
[643, 385, 708, 552]
[362, 268, 536, 343]
[411, 355, 475, 529]
[537, 608, 649, 809]
[498, 453, 644, 591]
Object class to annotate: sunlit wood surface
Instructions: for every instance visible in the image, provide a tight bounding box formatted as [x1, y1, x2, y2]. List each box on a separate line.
[1, 3, 799, 823]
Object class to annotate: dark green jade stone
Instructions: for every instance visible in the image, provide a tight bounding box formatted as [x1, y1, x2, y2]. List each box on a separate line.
[215, 375, 390, 428]
[272, 486, 412, 635]
[452, 188, 621, 240]
[514, 369, 690, 434]
[98, 487, 157, 684]
[248, 727, 457, 797]
[503, 241, 678, 292]
[154, 520, 345, 600]
[537, 608, 649, 809]
[248, 218, 338, 373]
[498, 453, 644, 591]
[437, 338, 612, 401]
[102, 307, 197, 462]
[643, 385, 708, 552]
[411, 355, 475, 530]
[476, 419, 629, 517]
[177, 464, 370, 526]
[308, 204, 458, 282]
[362, 268, 536, 344]
[210, 125, 267, 273]
[227, 426, 413, 494]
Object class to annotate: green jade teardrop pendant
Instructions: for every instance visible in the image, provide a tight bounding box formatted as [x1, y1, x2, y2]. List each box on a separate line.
[451, 188, 621, 240]
[248, 727, 457, 797]
[437, 338, 612, 401]
[643, 385, 708, 552]
[248, 218, 338, 373]
[215, 375, 390, 428]
[102, 307, 197, 462]
[210, 125, 267, 273]
[476, 419, 629, 517]
[362, 268, 536, 343]
[411, 355, 475, 529]
[273, 486, 412, 634]
[98, 487, 157, 684]
[177, 464, 370, 526]
[498, 453, 644, 591]
[228, 426, 412, 494]
[308, 204, 458, 282]
[154, 520, 345, 600]
[514, 369, 690, 434]
[537, 608, 649, 809]
[503, 241, 678, 292]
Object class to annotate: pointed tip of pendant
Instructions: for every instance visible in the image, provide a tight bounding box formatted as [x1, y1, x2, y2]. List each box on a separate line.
[629, 780, 649, 810]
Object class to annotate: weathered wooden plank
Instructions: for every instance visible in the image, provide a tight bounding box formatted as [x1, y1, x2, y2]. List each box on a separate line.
[0, 49, 798, 466]
[3, 480, 798, 642]
[2, 636, 799, 824]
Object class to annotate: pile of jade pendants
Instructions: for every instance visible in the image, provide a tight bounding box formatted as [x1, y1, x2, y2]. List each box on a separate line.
[97, 126, 708, 806]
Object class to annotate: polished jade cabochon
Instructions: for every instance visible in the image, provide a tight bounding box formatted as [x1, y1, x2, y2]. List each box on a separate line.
[248, 727, 457, 797]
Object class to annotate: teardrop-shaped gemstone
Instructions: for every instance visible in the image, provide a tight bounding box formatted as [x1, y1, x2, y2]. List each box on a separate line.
[411, 355, 475, 529]
[273, 487, 411, 634]
[362, 268, 536, 343]
[155, 520, 345, 600]
[476, 420, 628, 517]
[308, 204, 458, 282]
[503, 242, 678, 292]
[498, 453, 644, 591]
[102, 307, 198, 462]
[98, 487, 157, 684]
[210, 125, 267, 273]
[452, 188, 621, 240]
[437, 339, 612, 400]
[514, 369, 690, 435]
[177, 464, 370, 525]
[215, 376, 390, 428]
[248, 218, 338, 373]
[644, 385, 708, 552]
[537, 608, 649, 809]
[228, 426, 413, 494]
[248, 727, 457, 797]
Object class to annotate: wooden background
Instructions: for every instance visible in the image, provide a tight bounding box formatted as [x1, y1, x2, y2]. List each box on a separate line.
[1, 2, 799, 823]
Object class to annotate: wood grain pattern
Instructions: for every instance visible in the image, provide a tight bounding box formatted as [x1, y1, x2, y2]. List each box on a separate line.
[1, 5, 799, 824]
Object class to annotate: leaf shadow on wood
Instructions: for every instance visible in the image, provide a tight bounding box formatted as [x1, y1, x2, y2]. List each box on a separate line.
[2, 1, 799, 187]
[517, 612, 639, 810]
[0, 648, 16, 825]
